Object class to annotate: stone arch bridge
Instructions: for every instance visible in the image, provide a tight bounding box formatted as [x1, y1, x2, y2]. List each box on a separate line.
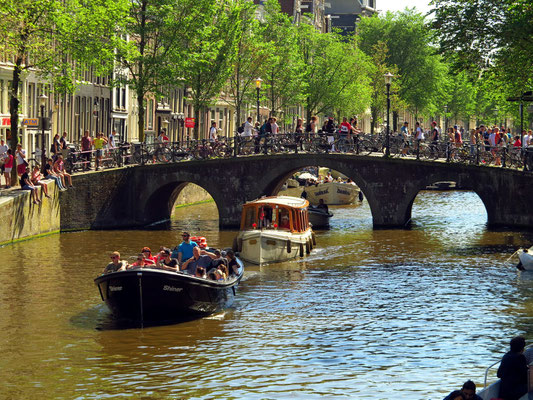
[60, 153, 533, 231]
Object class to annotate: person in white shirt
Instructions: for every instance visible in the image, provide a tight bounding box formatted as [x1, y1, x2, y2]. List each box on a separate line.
[271, 117, 279, 135]
[242, 117, 254, 137]
[209, 122, 218, 142]
[108, 130, 117, 149]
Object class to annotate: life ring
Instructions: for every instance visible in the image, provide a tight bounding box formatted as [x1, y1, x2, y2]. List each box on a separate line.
[286, 239, 292, 254]
[305, 241, 311, 254]
[299, 243, 304, 257]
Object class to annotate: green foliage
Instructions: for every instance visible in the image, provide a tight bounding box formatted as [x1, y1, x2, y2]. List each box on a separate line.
[358, 10, 445, 118]
[181, 0, 244, 137]
[258, 0, 305, 116]
[297, 23, 372, 120]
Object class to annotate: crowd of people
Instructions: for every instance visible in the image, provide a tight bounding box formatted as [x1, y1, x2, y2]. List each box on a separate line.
[103, 231, 240, 282]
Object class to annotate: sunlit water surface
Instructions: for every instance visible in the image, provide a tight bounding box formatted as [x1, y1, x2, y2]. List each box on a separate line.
[1, 190, 533, 399]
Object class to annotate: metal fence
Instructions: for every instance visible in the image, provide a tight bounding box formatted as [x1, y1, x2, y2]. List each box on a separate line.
[53, 133, 533, 174]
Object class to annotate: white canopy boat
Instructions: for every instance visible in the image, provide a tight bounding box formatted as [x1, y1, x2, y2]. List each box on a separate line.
[517, 246, 533, 270]
[233, 196, 315, 265]
[303, 181, 358, 205]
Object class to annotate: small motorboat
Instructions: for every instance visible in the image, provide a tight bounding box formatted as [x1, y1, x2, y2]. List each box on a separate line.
[517, 246, 533, 270]
[234, 196, 315, 265]
[308, 206, 333, 229]
[476, 358, 531, 400]
[94, 262, 244, 323]
[304, 181, 359, 205]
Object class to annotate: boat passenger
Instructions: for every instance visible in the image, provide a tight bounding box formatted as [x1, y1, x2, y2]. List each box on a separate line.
[279, 215, 290, 229]
[445, 390, 465, 400]
[155, 246, 166, 264]
[141, 247, 157, 264]
[195, 266, 207, 279]
[211, 249, 228, 268]
[129, 254, 150, 269]
[180, 246, 214, 275]
[225, 250, 240, 276]
[103, 251, 128, 274]
[207, 264, 227, 281]
[177, 232, 198, 265]
[442, 380, 482, 400]
[316, 199, 329, 213]
[158, 248, 179, 271]
[497, 336, 528, 400]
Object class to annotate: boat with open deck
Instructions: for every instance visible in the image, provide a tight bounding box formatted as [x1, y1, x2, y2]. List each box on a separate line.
[234, 196, 315, 265]
[304, 181, 359, 205]
[94, 261, 244, 323]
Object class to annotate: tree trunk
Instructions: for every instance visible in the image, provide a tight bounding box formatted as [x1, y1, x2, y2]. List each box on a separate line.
[194, 106, 200, 139]
[371, 106, 377, 135]
[9, 58, 22, 184]
[306, 96, 312, 122]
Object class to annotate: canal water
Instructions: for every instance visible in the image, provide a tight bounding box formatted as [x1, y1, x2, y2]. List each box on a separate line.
[1, 190, 533, 399]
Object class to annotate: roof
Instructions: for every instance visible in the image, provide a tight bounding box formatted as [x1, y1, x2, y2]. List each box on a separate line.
[244, 196, 309, 209]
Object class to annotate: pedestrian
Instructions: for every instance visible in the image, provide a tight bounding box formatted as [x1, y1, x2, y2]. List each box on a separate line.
[3, 149, 13, 188]
[81, 130, 93, 170]
[15, 143, 28, 176]
[108, 130, 117, 149]
[243, 117, 254, 138]
[271, 117, 279, 135]
[0, 138, 8, 185]
[209, 122, 218, 142]
[60, 131, 69, 158]
[93, 132, 106, 170]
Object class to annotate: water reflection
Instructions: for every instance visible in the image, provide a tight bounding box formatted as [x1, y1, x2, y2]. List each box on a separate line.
[0, 191, 532, 399]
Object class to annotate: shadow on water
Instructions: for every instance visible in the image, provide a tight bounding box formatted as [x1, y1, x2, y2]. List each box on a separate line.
[70, 304, 228, 331]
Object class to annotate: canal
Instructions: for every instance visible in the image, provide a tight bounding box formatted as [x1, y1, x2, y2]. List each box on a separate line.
[1, 190, 533, 399]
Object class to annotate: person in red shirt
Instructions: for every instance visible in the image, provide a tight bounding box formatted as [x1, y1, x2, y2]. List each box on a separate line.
[141, 247, 157, 264]
[339, 117, 352, 137]
[513, 136, 522, 148]
[3, 149, 13, 188]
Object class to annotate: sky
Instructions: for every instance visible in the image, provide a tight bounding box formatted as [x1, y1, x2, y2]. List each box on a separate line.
[376, 0, 433, 14]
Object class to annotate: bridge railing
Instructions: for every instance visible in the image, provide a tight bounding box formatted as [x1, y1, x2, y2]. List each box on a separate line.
[61, 133, 533, 174]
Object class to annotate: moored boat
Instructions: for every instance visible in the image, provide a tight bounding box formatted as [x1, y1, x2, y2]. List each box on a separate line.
[94, 262, 243, 323]
[517, 246, 533, 270]
[234, 196, 315, 265]
[304, 181, 358, 205]
[308, 207, 333, 229]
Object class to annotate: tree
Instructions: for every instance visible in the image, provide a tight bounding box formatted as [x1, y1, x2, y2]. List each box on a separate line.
[225, 1, 270, 129]
[114, 0, 214, 142]
[181, 0, 243, 139]
[358, 10, 446, 119]
[0, 0, 125, 181]
[259, 0, 304, 118]
[297, 23, 372, 121]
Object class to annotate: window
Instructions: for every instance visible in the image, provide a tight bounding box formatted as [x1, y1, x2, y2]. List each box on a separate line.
[121, 88, 126, 109]
[147, 99, 154, 129]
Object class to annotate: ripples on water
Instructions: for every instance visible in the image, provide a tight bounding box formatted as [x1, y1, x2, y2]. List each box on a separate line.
[1, 191, 533, 399]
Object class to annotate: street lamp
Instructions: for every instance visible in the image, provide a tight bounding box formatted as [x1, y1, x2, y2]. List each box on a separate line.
[255, 78, 262, 124]
[384, 72, 393, 157]
[39, 94, 48, 172]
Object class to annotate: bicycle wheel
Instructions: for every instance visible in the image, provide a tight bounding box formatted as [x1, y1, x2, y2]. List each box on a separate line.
[64, 159, 74, 174]
[156, 147, 172, 163]
[238, 139, 254, 155]
[171, 145, 188, 161]
[359, 139, 375, 156]
[423, 146, 439, 160]
[336, 138, 350, 153]
[215, 143, 232, 158]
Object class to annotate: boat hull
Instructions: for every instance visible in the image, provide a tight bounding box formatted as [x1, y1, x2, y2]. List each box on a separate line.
[518, 248, 533, 270]
[308, 209, 333, 229]
[237, 229, 313, 265]
[305, 182, 358, 205]
[94, 267, 243, 322]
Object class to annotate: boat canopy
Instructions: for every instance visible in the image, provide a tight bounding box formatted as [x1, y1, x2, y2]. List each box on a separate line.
[240, 196, 310, 233]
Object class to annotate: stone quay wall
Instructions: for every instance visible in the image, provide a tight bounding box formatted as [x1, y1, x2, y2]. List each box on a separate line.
[0, 169, 211, 245]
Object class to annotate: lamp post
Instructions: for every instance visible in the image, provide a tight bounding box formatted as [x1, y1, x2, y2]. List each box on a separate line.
[255, 78, 262, 124]
[39, 94, 48, 172]
[384, 72, 393, 157]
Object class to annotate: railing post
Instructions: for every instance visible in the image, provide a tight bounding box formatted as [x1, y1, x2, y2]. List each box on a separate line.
[502, 146, 507, 168]
[476, 142, 480, 165]
[446, 142, 451, 162]
[234, 134, 238, 157]
[416, 139, 420, 160]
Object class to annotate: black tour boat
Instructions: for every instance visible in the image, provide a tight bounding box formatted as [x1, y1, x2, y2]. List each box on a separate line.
[308, 207, 333, 229]
[94, 263, 244, 323]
